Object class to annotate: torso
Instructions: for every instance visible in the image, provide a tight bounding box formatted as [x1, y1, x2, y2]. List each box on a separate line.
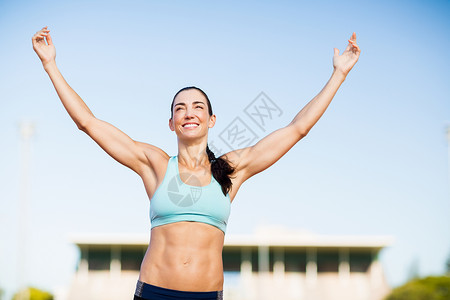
[139, 222, 226, 291]
[137, 149, 243, 291]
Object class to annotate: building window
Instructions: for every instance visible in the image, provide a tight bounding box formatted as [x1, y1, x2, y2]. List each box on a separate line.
[317, 251, 339, 272]
[269, 248, 274, 272]
[284, 249, 306, 272]
[268, 247, 283, 272]
[121, 247, 145, 271]
[349, 252, 372, 272]
[251, 248, 259, 272]
[88, 248, 111, 271]
[223, 248, 241, 272]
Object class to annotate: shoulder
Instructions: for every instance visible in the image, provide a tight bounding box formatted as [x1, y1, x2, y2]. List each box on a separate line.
[135, 141, 171, 173]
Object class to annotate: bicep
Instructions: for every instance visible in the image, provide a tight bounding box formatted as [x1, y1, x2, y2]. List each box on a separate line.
[81, 117, 155, 175]
[226, 124, 306, 182]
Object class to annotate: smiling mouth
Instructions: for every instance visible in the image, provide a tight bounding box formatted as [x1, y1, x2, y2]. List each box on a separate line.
[182, 123, 199, 128]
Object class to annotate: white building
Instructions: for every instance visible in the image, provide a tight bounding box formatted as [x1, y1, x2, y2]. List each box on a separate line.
[65, 226, 394, 300]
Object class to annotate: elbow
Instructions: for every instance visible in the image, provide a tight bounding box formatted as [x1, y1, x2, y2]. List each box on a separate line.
[77, 123, 86, 132]
[76, 117, 93, 132]
[76, 121, 85, 131]
[296, 126, 309, 139]
[298, 131, 308, 141]
[289, 121, 309, 138]
[76, 120, 87, 131]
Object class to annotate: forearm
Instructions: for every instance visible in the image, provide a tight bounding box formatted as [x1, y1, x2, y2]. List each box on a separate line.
[290, 70, 346, 135]
[43, 61, 95, 129]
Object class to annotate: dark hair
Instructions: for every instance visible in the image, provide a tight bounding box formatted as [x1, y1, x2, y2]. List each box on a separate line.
[171, 86, 235, 196]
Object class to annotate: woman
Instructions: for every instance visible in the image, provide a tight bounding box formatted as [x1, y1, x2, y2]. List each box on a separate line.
[32, 26, 360, 300]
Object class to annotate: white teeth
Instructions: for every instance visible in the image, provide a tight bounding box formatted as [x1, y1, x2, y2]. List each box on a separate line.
[183, 124, 198, 128]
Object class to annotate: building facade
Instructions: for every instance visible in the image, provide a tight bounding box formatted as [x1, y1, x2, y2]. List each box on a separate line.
[65, 226, 394, 300]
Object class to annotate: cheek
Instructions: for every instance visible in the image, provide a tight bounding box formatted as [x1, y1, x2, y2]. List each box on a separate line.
[173, 113, 183, 123]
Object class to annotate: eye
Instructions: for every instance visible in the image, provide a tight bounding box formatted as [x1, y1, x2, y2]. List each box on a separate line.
[176, 107, 183, 111]
[196, 105, 203, 109]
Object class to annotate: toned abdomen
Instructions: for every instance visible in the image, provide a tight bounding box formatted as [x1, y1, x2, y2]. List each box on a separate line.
[139, 221, 225, 292]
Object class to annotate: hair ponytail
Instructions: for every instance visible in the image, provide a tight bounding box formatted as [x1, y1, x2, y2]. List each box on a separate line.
[206, 145, 235, 196]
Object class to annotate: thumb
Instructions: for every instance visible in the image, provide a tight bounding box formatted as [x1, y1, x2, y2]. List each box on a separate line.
[333, 48, 339, 56]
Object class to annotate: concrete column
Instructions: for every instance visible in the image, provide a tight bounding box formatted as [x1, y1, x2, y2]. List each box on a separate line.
[273, 247, 285, 295]
[241, 248, 252, 275]
[273, 247, 285, 278]
[258, 245, 270, 300]
[370, 250, 382, 287]
[241, 248, 254, 299]
[306, 248, 317, 286]
[258, 245, 270, 273]
[78, 247, 89, 283]
[110, 245, 121, 278]
[339, 248, 350, 284]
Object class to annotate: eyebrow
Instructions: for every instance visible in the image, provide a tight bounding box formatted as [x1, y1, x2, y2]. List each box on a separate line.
[174, 101, 206, 107]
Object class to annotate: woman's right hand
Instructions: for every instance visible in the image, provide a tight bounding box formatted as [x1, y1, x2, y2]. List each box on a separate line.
[32, 26, 56, 67]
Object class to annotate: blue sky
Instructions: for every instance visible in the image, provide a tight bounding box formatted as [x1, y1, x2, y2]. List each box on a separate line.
[1, 0, 449, 297]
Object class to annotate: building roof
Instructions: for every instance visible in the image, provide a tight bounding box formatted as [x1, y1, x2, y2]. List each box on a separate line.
[68, 225, 394, 250]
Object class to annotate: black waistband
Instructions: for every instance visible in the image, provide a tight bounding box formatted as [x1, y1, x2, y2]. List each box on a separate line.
[135, 280, 223, 300]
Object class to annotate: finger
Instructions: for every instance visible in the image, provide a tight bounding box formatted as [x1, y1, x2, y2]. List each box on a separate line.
[348, 42, 361, 56]
[46, 32, 53, 45]
[348, 40, 360, 51]
[348, 39, 358, 48]
[38, 29, 49, 35]
[348, 40, 357, 48]
[33, 32, 46, 39]
[37, 33, 48, 41]
[36, 28, 49, 36]
[345, 40, 353, 52]
[350, 32, 356, 42]
[32, 33, 46, 45]
[32, 33, 43, 43]
[32, 27, 50, 44]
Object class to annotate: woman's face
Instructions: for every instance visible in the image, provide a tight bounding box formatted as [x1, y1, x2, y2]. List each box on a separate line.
[169, 89, 216, 139]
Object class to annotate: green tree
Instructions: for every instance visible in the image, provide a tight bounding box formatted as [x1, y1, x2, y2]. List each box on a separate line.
[385, 276, 450, 300]
[12, 287, 53, 300]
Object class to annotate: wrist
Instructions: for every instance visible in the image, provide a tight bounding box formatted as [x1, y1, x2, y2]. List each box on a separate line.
[332, 68, 347, 82]
[43, 60, 57, 73]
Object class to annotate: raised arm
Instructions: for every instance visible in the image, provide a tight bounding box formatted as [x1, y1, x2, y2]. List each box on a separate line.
[31, 26, 161, 176]
[226, 33, 361, 183]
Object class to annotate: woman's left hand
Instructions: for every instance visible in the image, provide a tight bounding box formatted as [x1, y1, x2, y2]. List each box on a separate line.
[333, 32, 361, 77]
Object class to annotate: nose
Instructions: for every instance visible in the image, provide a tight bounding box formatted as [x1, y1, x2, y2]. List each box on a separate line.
[184, 107, 195, 118]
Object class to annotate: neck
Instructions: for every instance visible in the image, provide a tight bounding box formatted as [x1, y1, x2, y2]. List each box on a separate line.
[177, 139, 209, 168]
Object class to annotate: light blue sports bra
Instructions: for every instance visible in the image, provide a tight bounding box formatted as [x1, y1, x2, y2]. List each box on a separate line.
[150, 156, 231, 234]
